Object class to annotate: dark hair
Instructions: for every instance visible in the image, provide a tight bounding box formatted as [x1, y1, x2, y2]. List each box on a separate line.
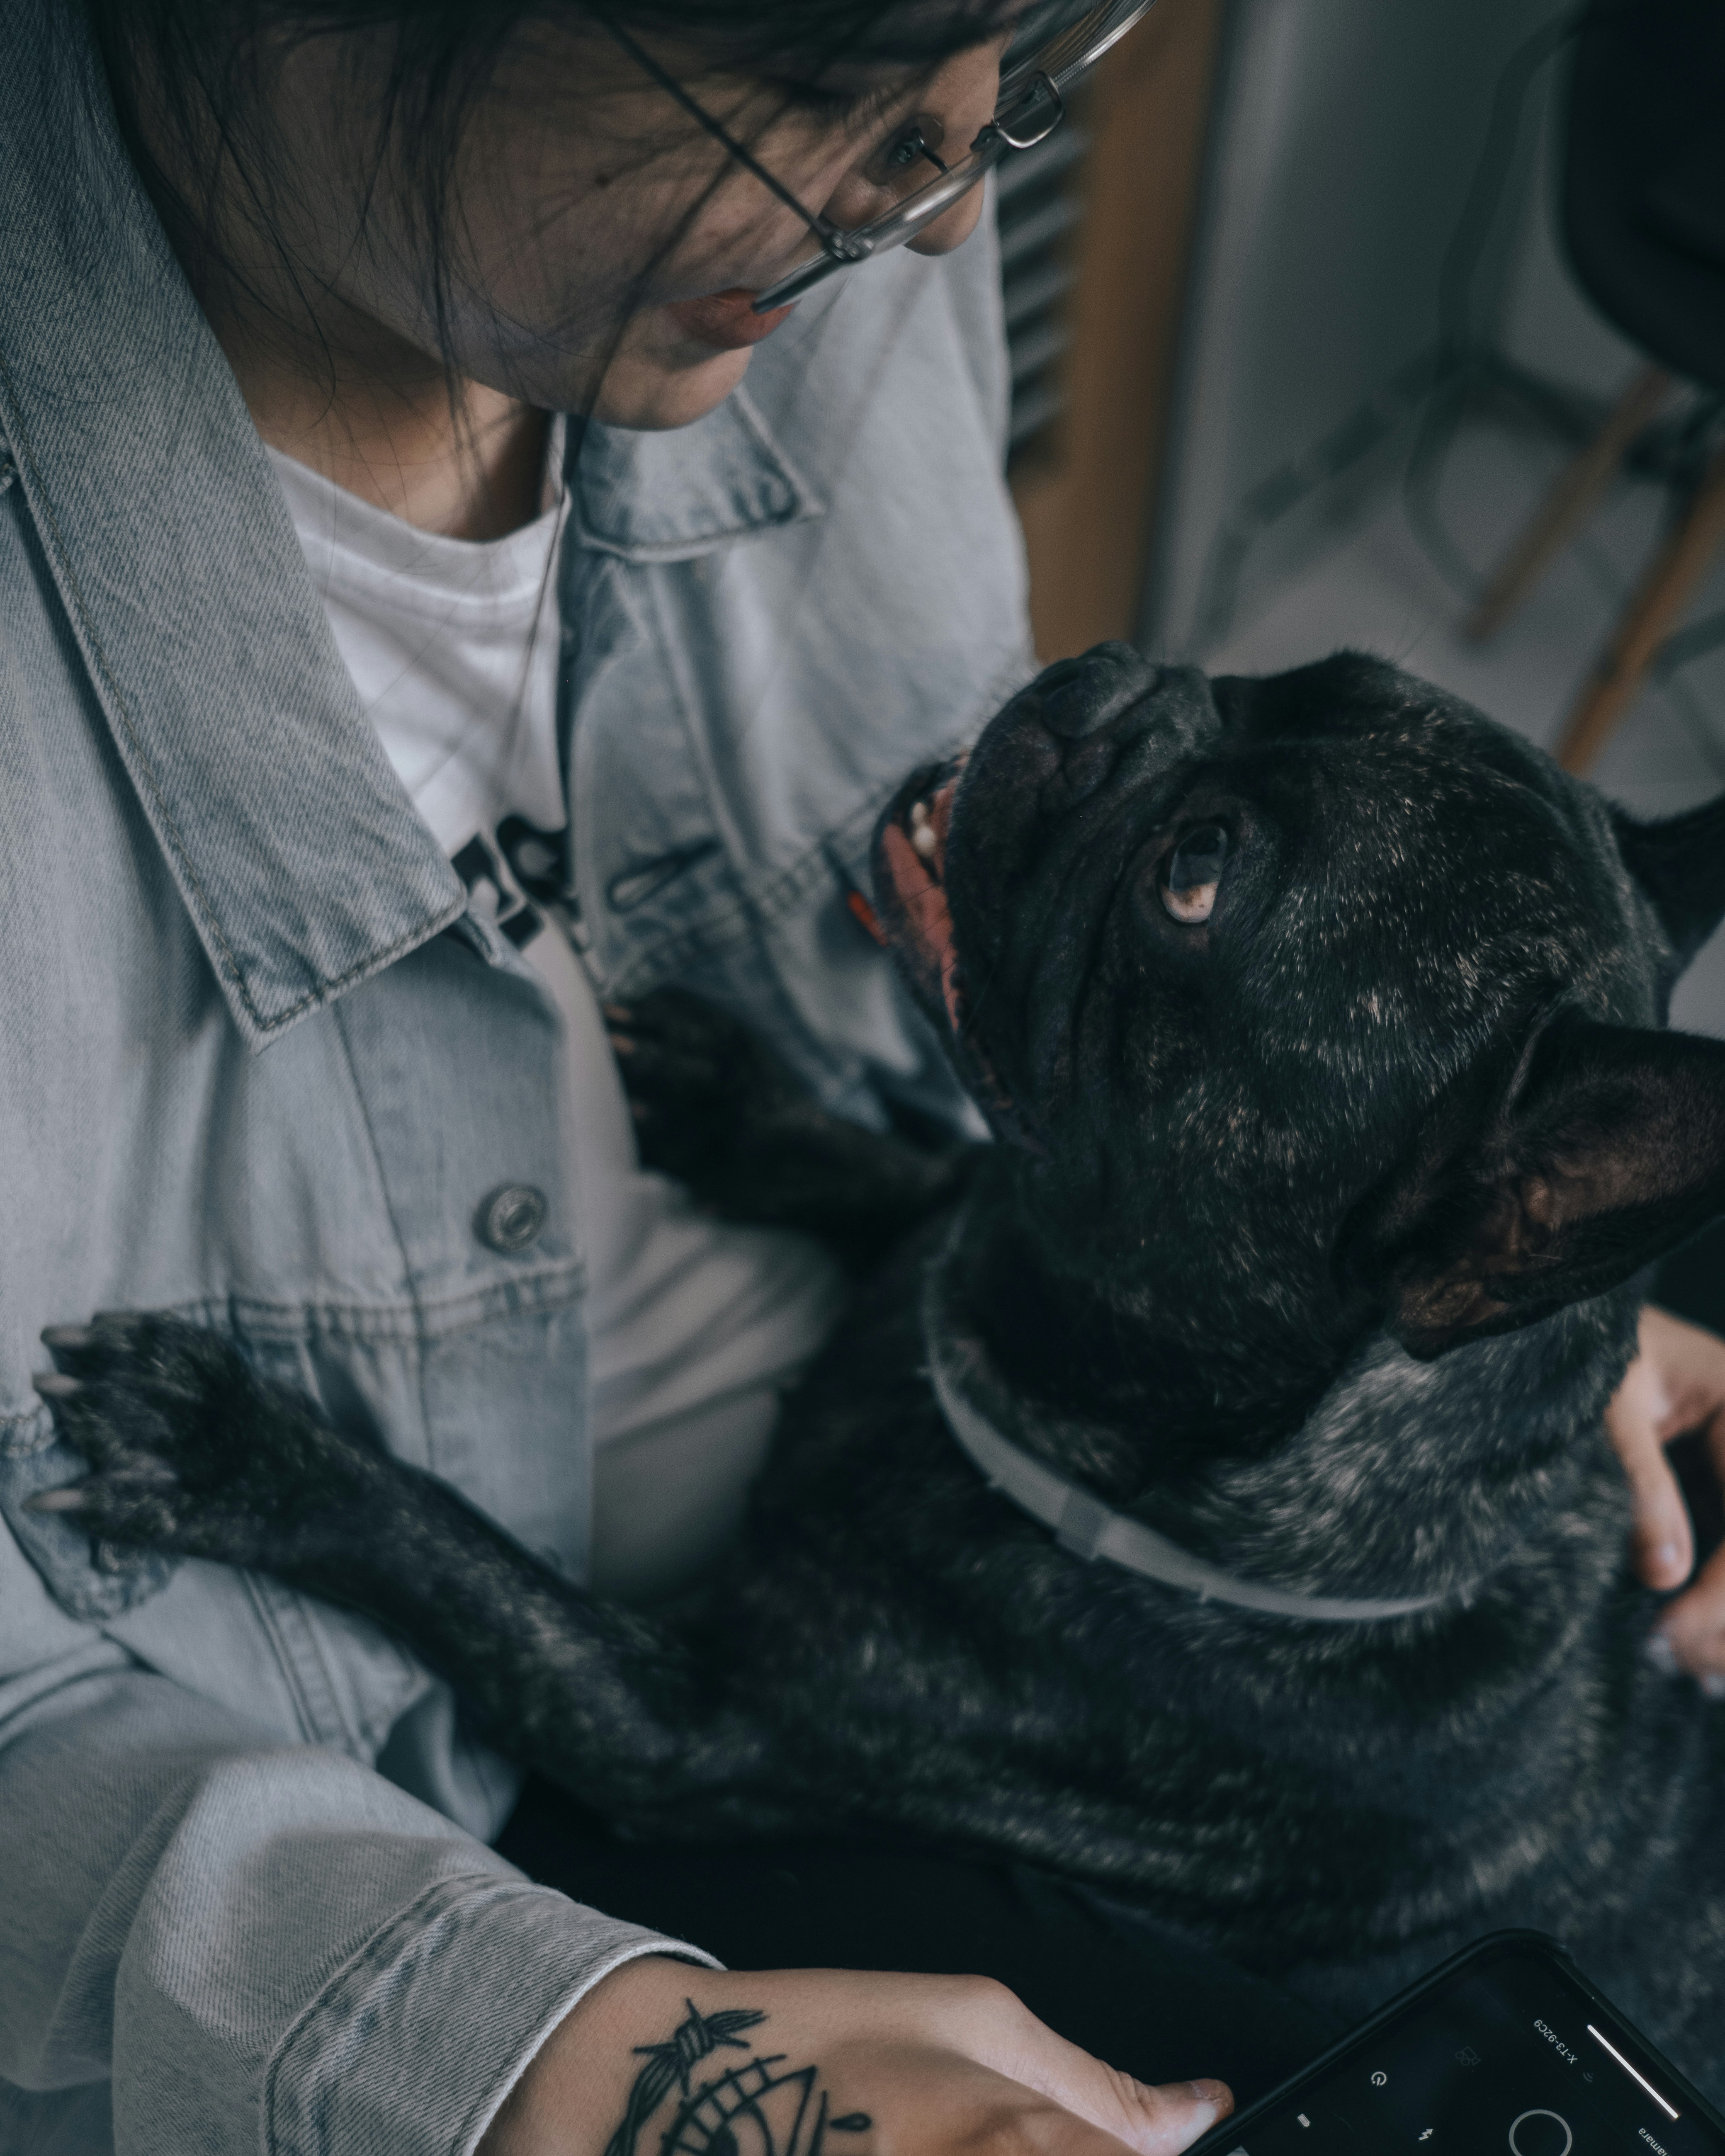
[80, 0, 1011, 397]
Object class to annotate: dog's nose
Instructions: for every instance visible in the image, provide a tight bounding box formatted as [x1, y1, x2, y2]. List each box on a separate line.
[1035, 642, 1159, 739]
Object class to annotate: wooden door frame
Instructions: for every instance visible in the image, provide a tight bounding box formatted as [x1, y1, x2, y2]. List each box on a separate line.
[1011, 0, 1229, 659]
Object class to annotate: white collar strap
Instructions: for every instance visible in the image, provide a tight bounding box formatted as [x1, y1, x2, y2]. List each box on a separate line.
[921, 1267, 1460, 1627]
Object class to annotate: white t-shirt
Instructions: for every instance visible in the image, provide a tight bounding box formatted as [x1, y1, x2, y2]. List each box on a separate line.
[270, 444, 848, 1604]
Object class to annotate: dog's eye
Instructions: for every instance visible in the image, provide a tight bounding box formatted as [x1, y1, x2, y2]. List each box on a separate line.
[1159, 823, 1229, 925]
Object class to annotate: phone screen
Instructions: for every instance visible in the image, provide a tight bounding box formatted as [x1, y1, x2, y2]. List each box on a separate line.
[1210, 1940, 1725, 2155]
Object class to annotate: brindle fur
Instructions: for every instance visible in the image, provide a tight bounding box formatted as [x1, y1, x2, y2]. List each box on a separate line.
[39, 650, 1725, 2097]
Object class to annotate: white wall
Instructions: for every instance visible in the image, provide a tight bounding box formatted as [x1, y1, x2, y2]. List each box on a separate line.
[1143, 0, 1579, 656]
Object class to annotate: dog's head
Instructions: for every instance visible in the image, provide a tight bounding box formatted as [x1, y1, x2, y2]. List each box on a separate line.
[873, 645, 1725, 1389]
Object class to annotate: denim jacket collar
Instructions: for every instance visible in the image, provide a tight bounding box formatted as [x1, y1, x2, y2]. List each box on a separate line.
[575, 388, 822, 564]
[0, 0, 821, 1046]
[0, 3, 466, 1049]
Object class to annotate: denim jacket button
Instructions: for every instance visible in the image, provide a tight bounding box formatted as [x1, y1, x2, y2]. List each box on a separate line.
[476, 1184, 548, 1255]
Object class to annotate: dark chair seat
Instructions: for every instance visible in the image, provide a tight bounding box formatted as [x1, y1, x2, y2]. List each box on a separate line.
[1641, 125, 1725, 282]
[1563, 0, 1725, 393]
[1472, 0, 1725, 771]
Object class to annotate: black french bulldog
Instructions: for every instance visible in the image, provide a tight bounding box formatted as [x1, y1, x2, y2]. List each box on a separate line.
[33, 647, 1725, 2095]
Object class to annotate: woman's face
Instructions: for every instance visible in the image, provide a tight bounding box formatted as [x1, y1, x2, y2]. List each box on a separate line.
[266, 18, 1007, 429]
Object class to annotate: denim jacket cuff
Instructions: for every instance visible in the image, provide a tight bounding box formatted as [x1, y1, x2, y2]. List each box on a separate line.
[263, 1870, 719, 2156]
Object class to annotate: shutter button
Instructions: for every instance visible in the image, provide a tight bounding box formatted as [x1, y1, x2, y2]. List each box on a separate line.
[476, 1184, 547, 1255]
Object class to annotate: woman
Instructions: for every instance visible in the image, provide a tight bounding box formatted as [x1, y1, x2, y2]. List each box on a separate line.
[2, 2, 1721, 2151]
[0, 2, 1248, 2151]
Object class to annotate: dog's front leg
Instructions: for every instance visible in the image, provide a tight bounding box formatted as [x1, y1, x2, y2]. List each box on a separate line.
[608, 987, 978, 1266]
[29, 1316, 767, 1817]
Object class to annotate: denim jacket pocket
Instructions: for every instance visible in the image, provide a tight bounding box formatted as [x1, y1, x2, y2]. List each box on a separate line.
[0, 1403, 180, 1619]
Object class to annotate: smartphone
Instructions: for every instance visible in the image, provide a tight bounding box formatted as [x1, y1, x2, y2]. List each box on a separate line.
[1193, 1930, 1725, 2155]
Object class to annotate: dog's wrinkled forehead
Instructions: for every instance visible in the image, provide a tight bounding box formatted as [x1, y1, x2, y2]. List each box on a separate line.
[1214, 660, 1639, 998]
[1220, 661, 1599, 886]
[1215, 653, 1561, 804]
[1231, 668, 1650, 1056]
[944, 650, 1661, 1148]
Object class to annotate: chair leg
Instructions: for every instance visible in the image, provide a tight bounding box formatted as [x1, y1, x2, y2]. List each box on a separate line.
[1466, 365, 1670, 644]
[1556, 438, 1725, 774]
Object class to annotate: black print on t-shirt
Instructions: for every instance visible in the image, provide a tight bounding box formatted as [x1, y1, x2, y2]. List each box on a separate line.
[497, 815, 571, 909]
[450, 816, 569, 950]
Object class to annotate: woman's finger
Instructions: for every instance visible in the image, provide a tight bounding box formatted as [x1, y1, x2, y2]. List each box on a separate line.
[1655, 1405, 1725, 1687]
[1086, 2075, 1234, 2156]
[1605, 1348, 1696, 1590]
[1652, 1530, 1725, 1691]
[949, 1982, 1232, 2155]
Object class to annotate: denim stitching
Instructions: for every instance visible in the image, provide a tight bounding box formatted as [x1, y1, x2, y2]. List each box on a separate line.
[243, 906, 468, 1038]
[227, 1265, 584, 1342]
[574, 385, 824, 560]
[0, 1404, 55, 1459]
[262, 1871, 509, 2156]
[26, 1266, 587, 1364]
[603, 721, 980, 1000]
[0, 348, 463, 1037]
[240, 1572, 351, 1750]
[331, 998, 441, 1454]
[597, 552, 987, 992]
[598, 614, 1030, 995]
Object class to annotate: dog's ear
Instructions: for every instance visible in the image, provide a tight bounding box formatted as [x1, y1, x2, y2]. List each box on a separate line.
[1614, 796, 1725, 970]
[1345, 1017, 1725, 1359]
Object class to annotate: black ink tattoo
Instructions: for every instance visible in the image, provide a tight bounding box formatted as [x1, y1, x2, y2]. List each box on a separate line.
[604, 2003, 766, 2156]
[602, 2002, 871, 2156]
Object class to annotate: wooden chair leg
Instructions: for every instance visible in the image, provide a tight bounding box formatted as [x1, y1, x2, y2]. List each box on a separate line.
[1466, 365, 1670, 643]
[1556, 437, 1725, 774]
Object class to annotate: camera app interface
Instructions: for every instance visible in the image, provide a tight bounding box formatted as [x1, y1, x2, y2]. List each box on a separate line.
[1222, 1951, 1722, 2154]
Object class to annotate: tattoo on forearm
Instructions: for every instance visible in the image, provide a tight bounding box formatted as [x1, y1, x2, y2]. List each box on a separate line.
[605, 2001, 873, 2156]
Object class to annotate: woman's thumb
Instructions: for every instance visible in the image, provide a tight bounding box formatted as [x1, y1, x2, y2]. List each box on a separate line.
[994, 2006, 1234, 2156]
[1063, 2062, 1234, 2156]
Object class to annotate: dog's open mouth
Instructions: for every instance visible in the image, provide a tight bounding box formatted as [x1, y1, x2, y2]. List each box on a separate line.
[876, 757, 968, 1034]
[873, 753, 1033, 1142]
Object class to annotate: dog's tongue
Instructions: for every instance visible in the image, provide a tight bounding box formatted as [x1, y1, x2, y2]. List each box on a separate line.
[879, 828, 961, 1033]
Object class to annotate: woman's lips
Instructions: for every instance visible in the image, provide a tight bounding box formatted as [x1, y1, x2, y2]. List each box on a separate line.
[665, 288, 797, 352]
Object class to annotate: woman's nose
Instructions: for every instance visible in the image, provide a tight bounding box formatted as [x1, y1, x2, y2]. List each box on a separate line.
[816, 42, 1004, 255]
[905, 168, 992, 258]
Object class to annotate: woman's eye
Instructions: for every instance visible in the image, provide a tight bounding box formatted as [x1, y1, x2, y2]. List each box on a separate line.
[867, 115, 947, 183]
[1159, 823, 1229, 925]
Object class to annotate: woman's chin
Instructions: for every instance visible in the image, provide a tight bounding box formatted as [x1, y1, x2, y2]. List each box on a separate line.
[586, 337, 756, 431]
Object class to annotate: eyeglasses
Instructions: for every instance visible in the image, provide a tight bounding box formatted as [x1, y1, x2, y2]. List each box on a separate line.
[601, 2, 1158, 316]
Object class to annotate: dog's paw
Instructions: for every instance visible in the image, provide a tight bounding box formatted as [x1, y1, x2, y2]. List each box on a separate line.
[606, 986, 807, 1191]
[27, 1314, 377, 1569]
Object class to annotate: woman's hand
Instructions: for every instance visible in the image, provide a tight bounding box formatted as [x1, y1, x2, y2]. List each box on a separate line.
[480, 1956, 1232, 2156]
[1607, 1305, 1725, 1685]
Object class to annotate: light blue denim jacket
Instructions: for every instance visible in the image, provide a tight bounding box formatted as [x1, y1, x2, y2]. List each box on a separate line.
[0, 7, 1032, 2151]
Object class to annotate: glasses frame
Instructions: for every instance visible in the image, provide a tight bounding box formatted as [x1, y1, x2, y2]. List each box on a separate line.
[596, 4, 1158, 318]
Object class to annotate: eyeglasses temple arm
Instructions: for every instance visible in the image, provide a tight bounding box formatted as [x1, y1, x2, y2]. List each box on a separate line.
[593, 13, 858, 265]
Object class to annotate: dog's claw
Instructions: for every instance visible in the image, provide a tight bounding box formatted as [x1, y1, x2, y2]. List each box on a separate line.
[24, 1485, 90, 1514]
[41, 1324, 95, 1351]
[33, 1372, 83, 1399]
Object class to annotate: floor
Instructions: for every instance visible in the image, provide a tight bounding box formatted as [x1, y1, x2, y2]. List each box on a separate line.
[1196, 401, 1725, 1037]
